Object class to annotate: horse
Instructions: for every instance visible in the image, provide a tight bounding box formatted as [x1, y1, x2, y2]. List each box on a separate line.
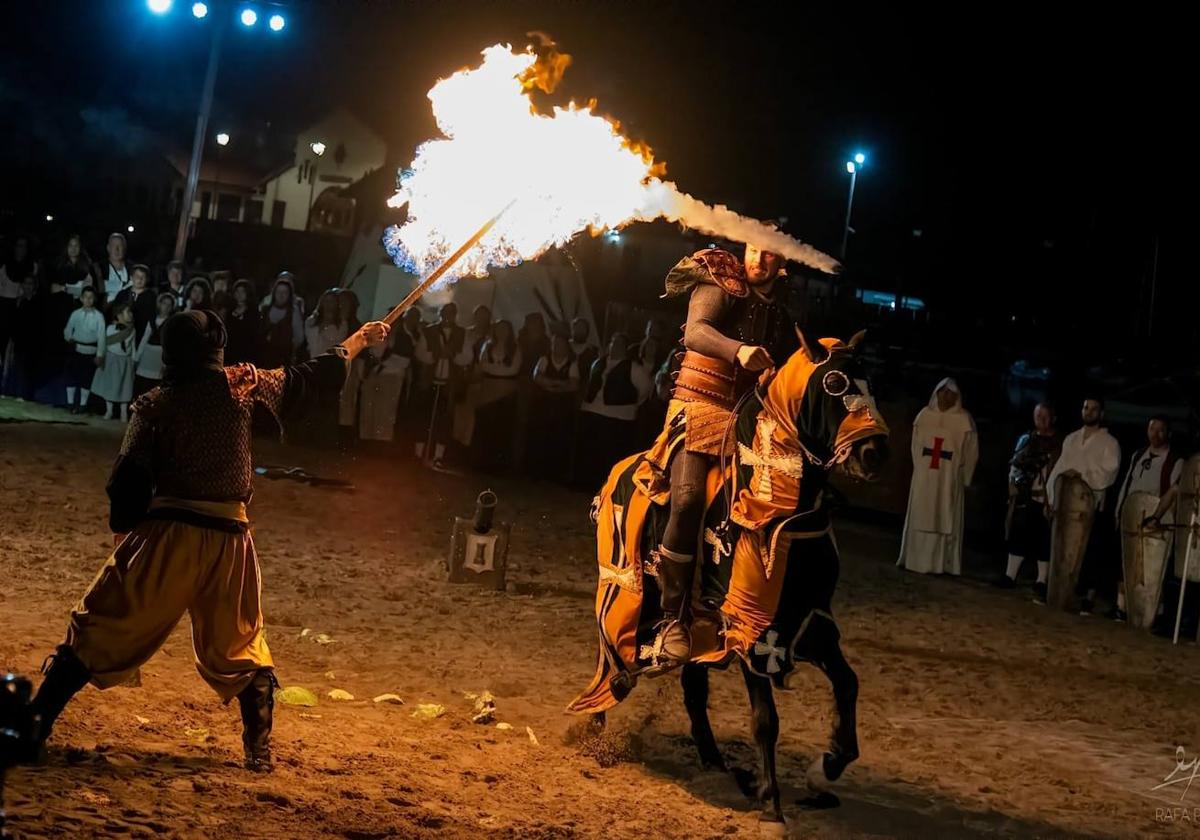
[568, 329, 890, 828]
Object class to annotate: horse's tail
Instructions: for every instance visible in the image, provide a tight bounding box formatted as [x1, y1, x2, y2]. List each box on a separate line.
[567, 452, 652, 714]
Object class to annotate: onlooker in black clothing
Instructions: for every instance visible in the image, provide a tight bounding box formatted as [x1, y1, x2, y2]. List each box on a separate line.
[54, 235, 94, 297]
[225, 279, 260, 365]
[528, 329, 581, 481]
[518, 312, 550, 379]
[466, 304, 492, 363]
[112, 264, 158, 338]
[569, 316, 599, 392]
[3, 277, 42, 399]
[259, 275, 304, 367]
[211, 271, 233, 320]
[37, 277, 77, 401]
[162, 260, 187, 310]
[184, 276, 213, 311]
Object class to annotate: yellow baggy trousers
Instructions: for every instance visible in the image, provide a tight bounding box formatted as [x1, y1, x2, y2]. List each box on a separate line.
[66, 502, 272, 702]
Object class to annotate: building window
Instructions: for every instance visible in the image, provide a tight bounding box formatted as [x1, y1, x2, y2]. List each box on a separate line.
[199, 191, 212, 220]
[271, 200, 286, 228]
[244, 199, 264, 224]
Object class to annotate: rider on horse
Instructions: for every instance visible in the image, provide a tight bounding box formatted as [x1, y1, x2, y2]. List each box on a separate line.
[644, 243, 800, 668]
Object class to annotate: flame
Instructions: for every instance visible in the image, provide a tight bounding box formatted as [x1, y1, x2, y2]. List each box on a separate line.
[384, 43, 838, 286]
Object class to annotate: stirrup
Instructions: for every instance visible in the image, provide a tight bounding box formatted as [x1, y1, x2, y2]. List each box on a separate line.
[639, 619, 692, 675]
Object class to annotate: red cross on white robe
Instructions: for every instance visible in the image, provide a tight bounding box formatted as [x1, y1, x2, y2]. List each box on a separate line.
[922, 436, 954, 470]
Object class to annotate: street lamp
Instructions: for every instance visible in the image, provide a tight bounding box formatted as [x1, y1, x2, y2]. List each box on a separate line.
[167, 2, 290, 261]
[307, 141, 327, 229]
[840, 151, 867, 262]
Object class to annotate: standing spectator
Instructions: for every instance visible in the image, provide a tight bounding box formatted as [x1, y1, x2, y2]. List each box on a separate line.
[1110, 415, 1182, 622]
[210, 271, 233, 320]
[466, 304, 492, 362]
[224, 279, 259, 365]
[358, 323, 410, 443]
[641, 319, 672, 371]
[898, 378, 979, 576]
[336, 289, 364, 442]
[3, 277, 41, 399]
[517, 312, 550, 378]
[37, 277, 77, 403]
[0, 247, 21, 381]
[1045, 397, 1122, 613]
[415, 302, 470, 465]
[3, 235, 40, 288]
[395, 306, 428, 440]
[91, 301, 137, 421]
[259, 275, 304, 367]
[112, 264, 157, 338]
[528, 328, 580, 480]
[95, 232, 130, 305]
[62, 286, 106, 413]
[162, 260, 187, 310]
[133, 292, 177, 396]
[579, 333, 652, 484]
[470, 319, 523, 470]
[54, 235, 95, 297]
[569, 316, 599, 392]
[999, 402, 1062, 595]
[304, 290, 346, 358]
[184, 276, 213, 311]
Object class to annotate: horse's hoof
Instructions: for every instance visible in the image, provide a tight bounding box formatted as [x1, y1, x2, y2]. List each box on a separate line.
[757, 813, 788, 836]
[796, 791, 841, 811]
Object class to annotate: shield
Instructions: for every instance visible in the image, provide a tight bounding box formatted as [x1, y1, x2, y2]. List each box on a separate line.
[1173, 454, 1200, 582]
[1047, 474, 1095, 610]
[1119, 491, 1173, 630]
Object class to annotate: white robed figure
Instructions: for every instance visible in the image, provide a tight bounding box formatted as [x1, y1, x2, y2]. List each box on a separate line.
[899, 377, 978, 575]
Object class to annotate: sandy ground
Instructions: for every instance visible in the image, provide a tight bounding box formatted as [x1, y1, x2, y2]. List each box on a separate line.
[3, 400, 1200, 839]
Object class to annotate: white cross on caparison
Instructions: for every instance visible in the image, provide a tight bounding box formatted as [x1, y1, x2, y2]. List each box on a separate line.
[753, 629, 787, 674]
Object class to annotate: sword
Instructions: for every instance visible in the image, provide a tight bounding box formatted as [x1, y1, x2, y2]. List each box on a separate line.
[1174, 508, 1197, 645]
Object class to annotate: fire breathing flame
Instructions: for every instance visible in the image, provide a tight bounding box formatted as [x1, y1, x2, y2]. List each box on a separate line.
[384, 43, 838, 285]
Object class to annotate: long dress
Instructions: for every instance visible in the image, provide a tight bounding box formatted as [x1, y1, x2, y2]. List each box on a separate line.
[898, 377, 979, 575]
[91, 324, 136, 403]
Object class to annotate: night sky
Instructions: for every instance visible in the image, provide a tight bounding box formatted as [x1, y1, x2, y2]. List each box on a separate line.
[0, 0, 1186, 333]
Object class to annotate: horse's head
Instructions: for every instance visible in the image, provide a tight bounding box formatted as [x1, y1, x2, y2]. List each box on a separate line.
[764, 327, 890, 483]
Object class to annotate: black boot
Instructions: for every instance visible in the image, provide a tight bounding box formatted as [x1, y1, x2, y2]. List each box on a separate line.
[237, 669, 277, 772]
[652, 547, 695, 668]
[27, 645, 91, 761]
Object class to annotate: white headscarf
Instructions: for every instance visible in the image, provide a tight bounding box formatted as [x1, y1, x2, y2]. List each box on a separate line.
[928, 376, 966, 414]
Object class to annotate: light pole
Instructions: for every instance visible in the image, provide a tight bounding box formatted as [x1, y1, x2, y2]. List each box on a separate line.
[161, 0, 288, 261]
[306, 141, 326, 230]
[840, 152, 866, 263]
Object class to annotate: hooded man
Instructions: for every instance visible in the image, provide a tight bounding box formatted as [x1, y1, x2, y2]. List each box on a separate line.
[898, 377, 979, 575]
[26, 309, 388, 772]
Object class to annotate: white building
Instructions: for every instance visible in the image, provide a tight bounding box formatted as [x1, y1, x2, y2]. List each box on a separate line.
[259, 109, 387, 234]
[174, 108, 387, 237]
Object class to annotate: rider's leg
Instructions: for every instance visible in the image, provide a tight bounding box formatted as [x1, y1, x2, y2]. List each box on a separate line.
[655, 450, 710, 664]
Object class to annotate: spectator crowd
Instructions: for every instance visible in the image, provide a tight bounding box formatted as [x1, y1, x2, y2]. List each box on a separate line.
[0, 230, 675, 487]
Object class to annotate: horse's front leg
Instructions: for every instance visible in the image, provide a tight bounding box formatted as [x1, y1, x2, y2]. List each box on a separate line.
[740, 659, 784, 827]
[681, 663, 725, 770]
[798, 616, 859, 785]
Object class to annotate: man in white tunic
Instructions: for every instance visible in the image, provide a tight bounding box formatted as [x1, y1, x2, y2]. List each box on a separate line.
[1110, 415, 1181, 621]
[898, 378, 979, 575]
[1045, 397, 1121, 612]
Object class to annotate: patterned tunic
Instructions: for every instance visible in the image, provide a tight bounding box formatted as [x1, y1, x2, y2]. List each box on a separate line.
[107, 353, 347, 531]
